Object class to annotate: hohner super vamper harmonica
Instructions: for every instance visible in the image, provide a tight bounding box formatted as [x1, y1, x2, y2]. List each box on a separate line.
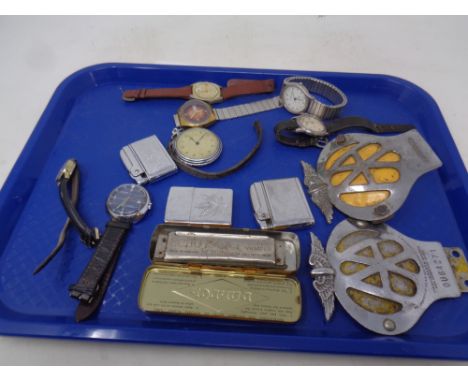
[138, 224, 302, 323]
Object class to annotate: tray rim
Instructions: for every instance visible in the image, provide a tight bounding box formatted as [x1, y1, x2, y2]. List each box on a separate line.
[0, 62, 467, 360]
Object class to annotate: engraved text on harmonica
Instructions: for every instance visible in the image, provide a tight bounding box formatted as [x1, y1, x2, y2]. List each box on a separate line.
[165, 231, 276, 264]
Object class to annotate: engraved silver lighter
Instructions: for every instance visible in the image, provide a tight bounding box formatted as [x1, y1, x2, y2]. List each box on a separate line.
[164, 187, 233, 226]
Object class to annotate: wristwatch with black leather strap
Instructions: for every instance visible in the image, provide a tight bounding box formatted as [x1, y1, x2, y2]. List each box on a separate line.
[69, 219, 132, 304]
[74, 242, 122, 322]
[69, 184, 151, 314]
[122, 79, 275, 104]
[57, 159, 100, 247]
[33, 159, 100, 275]
[275, 115, 415, 148]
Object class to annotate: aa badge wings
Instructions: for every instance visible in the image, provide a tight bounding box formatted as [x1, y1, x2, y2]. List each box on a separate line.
[301, 161, 333, 224]
[309, 232, 335, 321]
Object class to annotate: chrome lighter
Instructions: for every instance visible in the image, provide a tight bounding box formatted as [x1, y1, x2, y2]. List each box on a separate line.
[250, 177, 314, 230]
[164, 187, 233, 226]
[120, 135, 177, 185]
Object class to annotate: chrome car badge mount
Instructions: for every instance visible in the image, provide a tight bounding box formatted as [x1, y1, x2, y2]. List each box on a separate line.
[302, 129, 442, 223]
[309, 219, 468, 335]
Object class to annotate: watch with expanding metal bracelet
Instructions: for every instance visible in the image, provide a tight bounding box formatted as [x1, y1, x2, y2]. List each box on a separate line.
[279, 76, 348, 119]
[173, 97, 281, 128]
[172, 76, 348, 128]
[275, 115, 415, 148]
[122, 79, 275, 103]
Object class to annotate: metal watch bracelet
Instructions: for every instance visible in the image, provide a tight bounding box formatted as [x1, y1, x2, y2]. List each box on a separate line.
[284, 77, 347, 119]
[214, 96, 281, 120]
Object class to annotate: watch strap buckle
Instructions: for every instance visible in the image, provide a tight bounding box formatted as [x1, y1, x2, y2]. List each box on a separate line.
[56, 159, 77, 184]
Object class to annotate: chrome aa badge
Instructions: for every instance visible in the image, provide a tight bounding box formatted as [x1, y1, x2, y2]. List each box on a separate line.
[309, 220, 467, 335]
[303, 130, 442, 223]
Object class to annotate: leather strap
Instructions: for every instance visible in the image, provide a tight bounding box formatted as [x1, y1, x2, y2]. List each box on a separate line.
[221, 79, 275, 100]
[75, 243, 121, 322]
[275, 119, 323, 148]
[326, 116, 415, 134]
[123, 79, 275, 102]
[168, 121, 263, 179]
[123, 86, 193, 101]
[69, 219, 131, 303]
[58, 167, 99, 247]
[275, 116, 415, 148]
[33, 162, 82, 275]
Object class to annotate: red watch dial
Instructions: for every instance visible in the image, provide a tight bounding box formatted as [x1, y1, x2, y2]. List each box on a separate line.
[180, 100, 212, 124]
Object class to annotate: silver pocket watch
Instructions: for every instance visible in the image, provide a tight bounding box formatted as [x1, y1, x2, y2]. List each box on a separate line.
[171, 127, 223, 167]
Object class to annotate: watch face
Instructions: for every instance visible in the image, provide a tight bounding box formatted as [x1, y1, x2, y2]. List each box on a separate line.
[106, 184, 151, 222]
[174, 127, 222, 166]
[191, 82, 221, 103]
[178, 99, 214, 127]
[281, 85, 309, 114]
[296, 114, 327, 136]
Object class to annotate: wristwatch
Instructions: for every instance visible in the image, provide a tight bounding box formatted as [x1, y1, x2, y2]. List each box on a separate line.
[56, 159, 100, 247]
[168, 121, 263, 179]
[34, 159, 99, 275]
[275, 115, 415, 148]
[279, 76, 348, 119]
[171, 127, 223, 167]
[122, 79, 275, 104]
[69, 184, 151, 306]
[174, 97, 281, 128]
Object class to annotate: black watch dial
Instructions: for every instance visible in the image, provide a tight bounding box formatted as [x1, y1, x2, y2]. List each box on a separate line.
[106, 184, 151, 223]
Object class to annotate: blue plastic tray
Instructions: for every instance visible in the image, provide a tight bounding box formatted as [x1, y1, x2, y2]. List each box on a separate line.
[0, 63, 467, 360]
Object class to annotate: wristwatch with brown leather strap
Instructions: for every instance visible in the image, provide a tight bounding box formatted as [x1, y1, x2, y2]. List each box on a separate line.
[122, 79, 275, 104]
